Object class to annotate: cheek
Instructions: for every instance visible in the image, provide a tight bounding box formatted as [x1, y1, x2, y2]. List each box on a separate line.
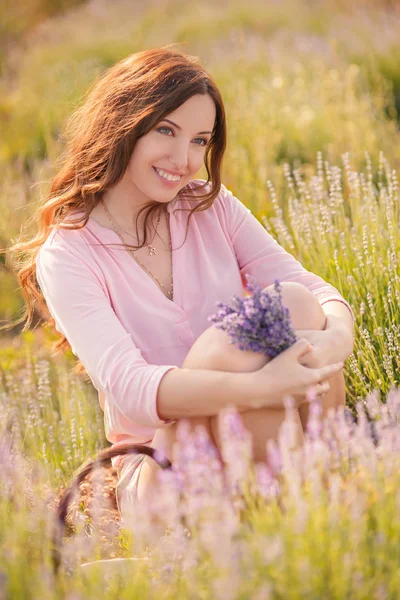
[126, 156, 141, 180]
[190, 150, 206, 169]
[128, 149, 154, 177]
[131, 135, 159, 162]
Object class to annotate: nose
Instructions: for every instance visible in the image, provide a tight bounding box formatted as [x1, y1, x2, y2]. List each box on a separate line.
[167, 139, 189, 173]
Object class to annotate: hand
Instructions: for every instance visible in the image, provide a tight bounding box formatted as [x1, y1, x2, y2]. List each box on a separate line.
[295, 328, 350, 369]
[249, 338, 344, 410]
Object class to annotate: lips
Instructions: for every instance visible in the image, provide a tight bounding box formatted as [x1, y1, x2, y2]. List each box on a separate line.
[153, 167, 182, 184]
[155, 167, 183, 177]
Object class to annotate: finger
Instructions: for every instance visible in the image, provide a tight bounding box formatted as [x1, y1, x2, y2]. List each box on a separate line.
[299, 352, 314, 367]
[293, 338, 313, 358]
[316, 362, 344, 382]
[317, 382, 330, 394]
[306, 381, 330, 400]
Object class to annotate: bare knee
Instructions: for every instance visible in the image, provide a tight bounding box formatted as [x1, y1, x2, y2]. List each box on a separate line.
[265, 281, 327, 331]
[183, 323, 269, 374]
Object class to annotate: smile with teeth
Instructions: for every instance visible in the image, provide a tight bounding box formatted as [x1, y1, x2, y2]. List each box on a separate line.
[154, 167, 182, 182]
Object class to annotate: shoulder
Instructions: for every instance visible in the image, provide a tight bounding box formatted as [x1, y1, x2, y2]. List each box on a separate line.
[183, 178, 230, 196]
[179, 178, 236, 211]
[37, 214, 101, 275]
[41, 210, 95, 250]
[186, 179, 251, 220]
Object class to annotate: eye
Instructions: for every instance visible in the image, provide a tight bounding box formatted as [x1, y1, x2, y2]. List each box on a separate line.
[156, 127, 209, 147]
[157, 126, 173, 136]
[194, 137, 208, 147]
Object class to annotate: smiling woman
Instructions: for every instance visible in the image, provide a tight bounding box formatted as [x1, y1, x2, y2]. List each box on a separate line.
[81, 95, 219, 248]
[4, 45, 354, 538]
[102, 92, 216, 222]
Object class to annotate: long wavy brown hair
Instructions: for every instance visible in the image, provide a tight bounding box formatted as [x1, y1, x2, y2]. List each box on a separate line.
[4, 45, 227, 375]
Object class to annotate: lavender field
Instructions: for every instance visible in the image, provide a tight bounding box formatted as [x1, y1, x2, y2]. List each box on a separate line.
[1, 0, 400, 597]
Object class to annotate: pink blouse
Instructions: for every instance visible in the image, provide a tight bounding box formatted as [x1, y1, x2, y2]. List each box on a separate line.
[36, 180, 354, 467]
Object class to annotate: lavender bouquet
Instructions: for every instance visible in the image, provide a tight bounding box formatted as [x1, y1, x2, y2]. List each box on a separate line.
[208, 274, 297, 359]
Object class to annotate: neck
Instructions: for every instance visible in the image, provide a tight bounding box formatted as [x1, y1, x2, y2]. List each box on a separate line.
[102, 196, 151, 230]
[101, 185, 166, 238]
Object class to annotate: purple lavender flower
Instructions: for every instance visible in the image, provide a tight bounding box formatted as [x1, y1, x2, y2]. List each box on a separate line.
[208, 275, 296, 358]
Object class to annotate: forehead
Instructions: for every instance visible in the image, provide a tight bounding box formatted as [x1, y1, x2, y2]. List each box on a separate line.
[164, 94, 216, 126]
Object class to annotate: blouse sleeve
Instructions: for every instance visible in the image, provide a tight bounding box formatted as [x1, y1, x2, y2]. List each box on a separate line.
[218, 183, 355, 323]
[36, 233, 178, 428]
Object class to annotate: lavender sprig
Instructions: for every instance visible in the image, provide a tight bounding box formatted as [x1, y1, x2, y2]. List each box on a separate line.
[207, 274, 297, 358]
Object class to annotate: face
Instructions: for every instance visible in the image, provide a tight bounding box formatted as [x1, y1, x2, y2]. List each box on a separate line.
[123, 93, 216, 206]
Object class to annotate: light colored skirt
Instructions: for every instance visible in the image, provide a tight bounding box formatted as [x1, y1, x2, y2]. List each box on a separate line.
[115, 453, 147, 523]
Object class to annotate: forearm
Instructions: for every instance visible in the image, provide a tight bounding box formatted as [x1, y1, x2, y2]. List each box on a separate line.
[156, 367, 252, 421]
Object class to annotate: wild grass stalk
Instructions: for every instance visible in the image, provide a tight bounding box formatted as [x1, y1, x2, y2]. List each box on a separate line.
[263, 153, 400, 407]
[0, 349, 105, 488]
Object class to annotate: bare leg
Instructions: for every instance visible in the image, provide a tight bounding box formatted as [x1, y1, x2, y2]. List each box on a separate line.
[184, 282, 345, 461]
[182, 324, 304, 464]
[136, 282, 345, 509]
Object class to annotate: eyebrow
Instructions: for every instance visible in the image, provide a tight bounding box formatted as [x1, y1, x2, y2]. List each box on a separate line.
[161, 118, 213, 135]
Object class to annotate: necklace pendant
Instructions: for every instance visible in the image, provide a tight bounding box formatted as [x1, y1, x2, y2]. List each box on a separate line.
[148, 245, 157, 256]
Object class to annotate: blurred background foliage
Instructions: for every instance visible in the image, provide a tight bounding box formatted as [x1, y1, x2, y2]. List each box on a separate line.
[1, 0, 400, 409]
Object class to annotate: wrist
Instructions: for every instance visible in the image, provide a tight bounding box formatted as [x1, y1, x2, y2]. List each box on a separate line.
[237, 365, 274, 411]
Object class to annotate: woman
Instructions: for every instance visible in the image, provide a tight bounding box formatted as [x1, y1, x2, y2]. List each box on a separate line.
[8, 46, 353, 529]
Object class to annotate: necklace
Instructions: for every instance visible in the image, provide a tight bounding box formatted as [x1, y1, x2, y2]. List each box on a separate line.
[101, 198, 174, 300]
[101, 197, 161, 255]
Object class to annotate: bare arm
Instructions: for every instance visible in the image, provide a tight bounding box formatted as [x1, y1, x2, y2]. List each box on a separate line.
[156, 367, 252, 421]
[156, 337, 344, 421]
[156, 324, 270, 421]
